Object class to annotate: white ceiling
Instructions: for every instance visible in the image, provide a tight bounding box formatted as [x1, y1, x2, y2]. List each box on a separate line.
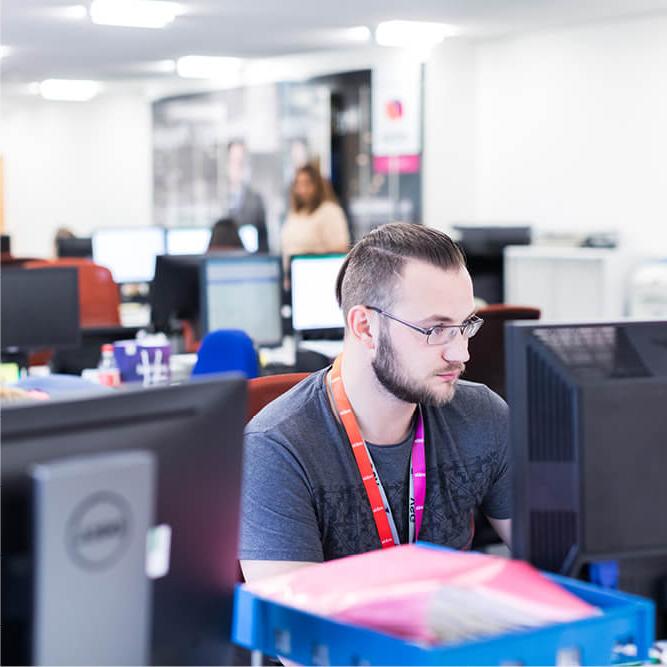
[3, 0, 667, 85]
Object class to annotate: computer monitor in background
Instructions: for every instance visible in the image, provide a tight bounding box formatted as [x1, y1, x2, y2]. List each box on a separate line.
[1, 234, 11, 254]
[1, 267, 81, 355]
[92, 227, 166, 283]
[506, 319, 667, 633]
[56, 236, 93, 259]
[290, 254, 346, 340]
[453, 225, 531, 304]
[201, 254, 282, 347]
[150, 254, 201, 333]
[165, 227, 211, 255]
[1, 375, 246, 666]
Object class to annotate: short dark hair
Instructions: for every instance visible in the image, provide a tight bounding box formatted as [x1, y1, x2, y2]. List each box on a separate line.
[335, 223, 466, 319]
[209, 217, 244, 250]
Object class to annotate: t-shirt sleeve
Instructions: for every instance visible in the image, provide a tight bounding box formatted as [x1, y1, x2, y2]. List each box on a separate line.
[239, 430, 324, 562]
[480, 388, 512, 520]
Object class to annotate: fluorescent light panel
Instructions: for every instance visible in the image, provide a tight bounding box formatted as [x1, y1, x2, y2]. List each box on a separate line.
[39, 79, 101, 101]
[343, 26, 371, 42]
[176, 55, 242, 79]
[89, 0, 182, 29]
[375, 20, 460, 48]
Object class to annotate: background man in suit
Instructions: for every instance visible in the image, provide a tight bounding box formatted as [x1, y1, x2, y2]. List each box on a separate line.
[226, 139, 268, 253]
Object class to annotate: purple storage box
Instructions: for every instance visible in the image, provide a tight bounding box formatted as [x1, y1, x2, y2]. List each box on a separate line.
[113, 339, 171, 385]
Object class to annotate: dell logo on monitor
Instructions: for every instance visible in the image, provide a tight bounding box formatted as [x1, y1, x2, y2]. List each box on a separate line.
[66, 492, 132, 570]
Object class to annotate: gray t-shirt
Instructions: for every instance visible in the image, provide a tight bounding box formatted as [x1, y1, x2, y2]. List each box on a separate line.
[239, 369, 510, 562]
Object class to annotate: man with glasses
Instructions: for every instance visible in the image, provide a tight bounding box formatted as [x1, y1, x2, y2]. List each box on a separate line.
[240, 223, 510, 582]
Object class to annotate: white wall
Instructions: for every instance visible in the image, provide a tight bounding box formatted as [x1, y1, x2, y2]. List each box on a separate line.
[423, 39, 478, 232]
[5, 17, 667, 259]
[473, 15, 667, 256]
[1, 93, 152, 258]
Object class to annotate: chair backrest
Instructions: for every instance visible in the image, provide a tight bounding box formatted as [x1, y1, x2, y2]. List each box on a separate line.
[465, 304, 541, 398]
[191, 329, 259, 379]
[246, 372, 310, 422]
[24, 258, 120, 327]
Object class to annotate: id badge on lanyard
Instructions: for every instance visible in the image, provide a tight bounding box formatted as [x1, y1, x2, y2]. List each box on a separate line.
[329, 356, 426, 548]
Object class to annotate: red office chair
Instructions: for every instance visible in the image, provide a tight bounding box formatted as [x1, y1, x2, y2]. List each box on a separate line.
[465, 304, 541, 399]
[246, 372, 310, 423]
[24, 258, 121, 327]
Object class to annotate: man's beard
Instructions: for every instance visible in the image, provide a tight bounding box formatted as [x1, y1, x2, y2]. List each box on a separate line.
[371, 325, 463, 406]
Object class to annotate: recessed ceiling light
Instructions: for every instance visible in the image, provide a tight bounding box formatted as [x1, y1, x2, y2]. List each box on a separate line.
[63, 4, 88, 20]
[39, 79, 101, 102]
[0, 45, 13, 59]
[89, 0, 183, 29]
[375, 20, 461, 48]
[176, 56, 243, 80]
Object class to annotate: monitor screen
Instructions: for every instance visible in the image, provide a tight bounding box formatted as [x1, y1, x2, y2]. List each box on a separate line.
[1, 375, 246, 665]
[201, 254, 282, 347]
[290, 254, 346, 333]
[506, 319, 667, 628]
[1, 234, 11, 254]
[92, 227, 166, 283]
[165, 228, 211, 256]
[56, 237, 93, 259]
[1, 267, 80, 351]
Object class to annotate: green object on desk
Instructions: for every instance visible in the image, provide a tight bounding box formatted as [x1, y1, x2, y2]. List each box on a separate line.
[0, 362, 20, 384]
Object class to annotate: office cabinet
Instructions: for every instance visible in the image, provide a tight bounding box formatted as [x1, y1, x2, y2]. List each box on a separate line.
[504, 246, 631, 321]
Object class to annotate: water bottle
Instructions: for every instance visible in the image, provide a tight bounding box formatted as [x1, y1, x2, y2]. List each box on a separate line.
[97, 343, 121, 387]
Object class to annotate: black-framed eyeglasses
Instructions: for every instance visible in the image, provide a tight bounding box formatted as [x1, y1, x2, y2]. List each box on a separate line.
[366, 306, 484, 346]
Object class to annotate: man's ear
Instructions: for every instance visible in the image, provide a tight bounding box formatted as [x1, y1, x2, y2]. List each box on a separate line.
[347, 305, 376, 350]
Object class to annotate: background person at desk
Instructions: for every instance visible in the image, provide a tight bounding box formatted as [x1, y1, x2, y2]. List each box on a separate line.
[240, 223, 511, 582]
[280, 163, 350, 283]
[208, 216, 245, 252]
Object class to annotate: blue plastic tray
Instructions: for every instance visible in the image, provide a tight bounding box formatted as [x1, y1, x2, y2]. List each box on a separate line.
[233, 551, 655, 665]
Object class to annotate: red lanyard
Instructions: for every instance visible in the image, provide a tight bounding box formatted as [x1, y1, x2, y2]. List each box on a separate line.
[329, 356, 426, 548]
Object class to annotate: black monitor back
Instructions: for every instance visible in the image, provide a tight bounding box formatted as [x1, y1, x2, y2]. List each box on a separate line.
[1, 376, 247, 665]
[1, 267, 81, 351]
[454, 225, 531, 303]
[507, 320, 667, 571]
[150, 254, 202, 333]
[56, 237, 93, 259]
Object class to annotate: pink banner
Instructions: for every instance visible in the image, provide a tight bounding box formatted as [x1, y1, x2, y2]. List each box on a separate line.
[373, 154, 421, 174]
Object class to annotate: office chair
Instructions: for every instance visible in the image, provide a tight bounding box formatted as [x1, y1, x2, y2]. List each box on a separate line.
[24, 258, 121, 327]
[192, 329, 259, 379]
[465, 303, 541, 399]
[465, 303, 540, 551]
[246, 372, 310, 422]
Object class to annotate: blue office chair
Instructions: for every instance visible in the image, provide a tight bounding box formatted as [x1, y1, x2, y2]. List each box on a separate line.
[191, 329, 259, 378]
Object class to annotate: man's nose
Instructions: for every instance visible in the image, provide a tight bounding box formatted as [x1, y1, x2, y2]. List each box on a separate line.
[442, 332, 470, 364]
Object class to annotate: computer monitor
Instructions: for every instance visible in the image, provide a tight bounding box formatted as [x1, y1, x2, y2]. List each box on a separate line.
[506, 320, 667, 629]
[1, 267, 81, 352]
[92, 227, 166, 283]
[290, 254, 346, 338]
[201, 254, 282, 347]
[165, 227, 211, 256]
[56, 236, 93, 259]
[453, 225, 532, 304]
[1, 234, 11, 254]
[150, 254, 201, 333]
[1, 375, 246, 665]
